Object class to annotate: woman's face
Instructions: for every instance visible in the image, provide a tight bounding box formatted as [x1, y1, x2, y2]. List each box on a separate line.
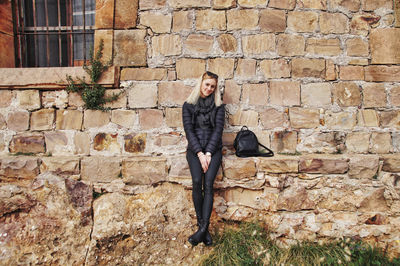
[200, 78, 217, 98]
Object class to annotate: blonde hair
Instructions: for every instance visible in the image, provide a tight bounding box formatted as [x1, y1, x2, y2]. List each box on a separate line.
[186, 72, 222, 107]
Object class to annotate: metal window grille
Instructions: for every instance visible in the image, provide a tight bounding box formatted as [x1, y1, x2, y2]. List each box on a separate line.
[12, 0, 95, 67]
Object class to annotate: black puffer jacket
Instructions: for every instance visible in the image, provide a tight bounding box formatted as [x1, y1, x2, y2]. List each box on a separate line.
[182, 101, 225, 155]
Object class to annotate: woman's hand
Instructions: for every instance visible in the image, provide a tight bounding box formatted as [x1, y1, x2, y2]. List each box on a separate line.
[197, 152, 209, 173]
[205, 152, 212, 166]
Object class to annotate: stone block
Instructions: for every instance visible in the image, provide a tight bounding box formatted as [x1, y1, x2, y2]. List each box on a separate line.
[56, 110, 82, 130]
[139, 109, 164, 130]
[361, 0, 392, 11]
[114, 30, 147, 67]
[176, 58, 206, 79]
[325, 111, 357, 130]
[346, 132, 370, 153]
[42, 90, 68, 109]
[229, 109, 259, 127]
[260, 108, 288, 129]
[94, 30, 114, 65]
[165, 108, 183, 128]
[382, 155, 400, 172]
[346, 38, 369, 56]
[111, 110, 136, 128]
[40, 157, 80, 176]
[184, 34, 214, 54]
[74, 131, 90, 155]
[259, 9, 286, 32]
[242, 34, 275, 56]
[301, 83, 332, 107]
[0, 115, 5, 130]
[259, 157, 298, 173]
[394, 132, 400, 152]
[68, 92, 85, 108]
[288, 11, 318, 32]
[339, 66, 364, 81]
[128, 82, 158, 108]
[208, 58, 235, 79]
[350, 14, 380, 35]
[297, 132, 345, 154]
[30, 109, 54, 131]
[121, 68, 167, 81]
[289, 108, 320, 129]
[396, 0, 400, 27]
[223, 156, 257, 179]
[153, 133, 183, 147]
[45, 131, 71, 155]
[270, 81, 300, 106]
[217, 34, 238, 53]
[357, 109, 379, 127]
[292, 58, 325, 78]
[320, 12, 349, 34]
[332, 82, 361, 107]
[238, 0, 266, 7]
[17, 90, 40, 110]
[260, 59, 291, 79]
[391, 86, 400, 106]
[104, 89, 127, 109]
[168, 0, 210, 8]
[213, 0, 236, 8]
[196, 10, 226, 30]
[299, 156, 349, 174]
[83, 110, 110, 129]
[379, 111, 400, 128]
[93, 133, 120, 153]
[0, 90, 12, 108]
[140, 11, 171, 33]
[330, 0, 360, 11]
[158, 81, 192, 106]
[95, 0, 114, 28]
[81, 156, 121, 182]
[235, 59, 256, 80]
[115, 0, 138, 28]
[139, 0, 166, 9]
[325, 60, 337, 81]
[365, 66, 400, 82]
[0, 157, 39, 179]
[172, 10, 192, 32]
[7, 110, 29, 131]
[363, 83, 386, 108]
[277, 34, 305, 56]
[224, 80, 241, 104]
[10, 133, 45, 154]
[298, 0, 327, 9]
[242, 83, 268, 106]
[348, 59, 369, 65]
[370, 132, 392, 154]
[370, 29, 400, 64]
[124, 133, 146, 153]
[152, 34, 182, 57]
[271, 131, 298, 154]
[227, 9, 259, 30]
[348, 155, 379, 179]
[306, 38, 341, 56]
[268, 0, 296, 9]
[122, 157, 167, 185]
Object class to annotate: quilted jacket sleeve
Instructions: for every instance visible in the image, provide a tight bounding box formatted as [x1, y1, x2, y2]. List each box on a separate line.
[205, 104, 225, 155]
[182, 102, 202, 154]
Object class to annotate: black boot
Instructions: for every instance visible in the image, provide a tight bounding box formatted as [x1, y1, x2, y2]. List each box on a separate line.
[203, 227, 212, 246]
[188, 222, 207, 246]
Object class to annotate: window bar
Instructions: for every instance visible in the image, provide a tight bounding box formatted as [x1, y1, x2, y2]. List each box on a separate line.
[12, 0, 21, 67]
[18, 0, 26, 67]
[44, 0, 50, 66]
[32, 0, 39, 67]
[57, 0, 62, 66]
[82, 0, 86, 63]
[69, 0, 74, 65]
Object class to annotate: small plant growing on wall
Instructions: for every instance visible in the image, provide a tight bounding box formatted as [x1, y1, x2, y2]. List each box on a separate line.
[66, 39, 121, 110]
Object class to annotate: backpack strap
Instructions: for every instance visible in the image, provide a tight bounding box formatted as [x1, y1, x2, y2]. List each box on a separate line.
[257, 142, 274, 157]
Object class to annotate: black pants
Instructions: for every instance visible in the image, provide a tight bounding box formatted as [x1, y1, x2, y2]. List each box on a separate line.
[186, 149, 222, 224]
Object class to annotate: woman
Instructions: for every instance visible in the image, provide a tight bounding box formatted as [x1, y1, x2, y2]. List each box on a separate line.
[182, 71, 225, 246]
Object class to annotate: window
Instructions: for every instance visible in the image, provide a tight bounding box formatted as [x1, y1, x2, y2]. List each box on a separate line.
[12, 0, 95, 67]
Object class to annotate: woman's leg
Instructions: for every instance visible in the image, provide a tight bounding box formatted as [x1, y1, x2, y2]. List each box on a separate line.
[186, 150, 204, 225]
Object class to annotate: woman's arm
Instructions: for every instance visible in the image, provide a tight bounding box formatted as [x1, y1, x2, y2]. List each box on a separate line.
[204, 105, 225, 155]
[182, 102, 202, 154]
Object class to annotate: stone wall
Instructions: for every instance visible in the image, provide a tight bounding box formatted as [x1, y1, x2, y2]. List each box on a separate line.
[1, 0, 400, 263]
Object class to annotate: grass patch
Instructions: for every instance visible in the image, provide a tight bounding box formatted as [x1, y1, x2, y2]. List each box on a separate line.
[199, 221, 400, 266]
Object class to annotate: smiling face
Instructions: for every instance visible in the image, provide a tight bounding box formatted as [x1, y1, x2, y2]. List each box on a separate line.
[200, 78, 217, 98]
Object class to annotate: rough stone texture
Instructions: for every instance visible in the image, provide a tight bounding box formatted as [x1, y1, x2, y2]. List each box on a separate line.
[185, 34, 214, 53]
[363, 83, 387, 108]
[289, 108, 320, 128]
[223, 157, 257, 179]
[271, 131, 298, 154]
[115, 0, 138, 29]
[208, 58, 235, 79]
[325, 111, 357, 130]
[139, 0, 166, 9]
[16, 90, 40, 110]
[81, 156, 121, 182]
[339, 66, 364, 81]
[111, 110, 136, 128]
[139, 109, 164, 130]
[325, 60, 337, 81]
[165, 108, 183, 128]
[114, 30, 147, 67]
[260, 59, 291, 79]
[227, 9, 259, 30]
[268, 0, 296, 9]
[74, 132, 90, 155]
[158, 81, 192, 106]
[9, 133, 45, 154]
[95, 0, 114, 28]
[297, 132, 345, 154]
[301, 83, 332, 107]
[224, 80, 241, 104]
[169, 0, 210, 8]
[121, 68, 167, 81]
[196, 10, 226, 30]
[153, 132, 183, 147]
[42, 91, 68, 109]
[259, 9, 286, 32]
[396, 0, 400, 27]
[370, 132, 392, 154]
[269, 81, 300, 106]
[229, 109, 259, 127]
[277, 34, 305, 56]
[365, 66, 400, 82]
[30, 109, 55, 131]
[348, 156, 379, 179]
[140, 12, 171, 33]
[94, 133, 120, 153]
[299, 157, 349, 174]
[213, 0, 236, 8]
[358, 109, 380, 127]
[260, 108, 288, 129]
[122, 157, 167, 185]
[176, 58, 206, 79]
[217, 34, 238, 52]
[391, 86, 400, 106]
[235, 59, 256, 79]
[44, 131, 71, 156]
[362, 0, 392, 11]
[0, 115, 5, 130]
[346, 38, 369, 56]
[242, 34, 275, 55]
[259, 157, 298, 173]
[370, 29, 400, 64]
[379, 111, 400, 128]
[0, 157, 39, 181]
[292, 58, 325, 78]
[0, 90, 12, 108]
[350, 14, 381, 36]
[128, 82, 158, 108]
[346, 132, 370, 153]
[152, 34, 182, 57]
[40, 157, 80, 176]
[68, 92, 85, 108]
[124, 133, 146, 153]
[320, 12, 349, 34]
[172, 11, 192, 32]
[83, 110, 110, 129]
[306, 38, 341, 56]
[287, 11, 318, 32]
[94, 30, 114, 65]
[332, 82, 361, 107]
[382, 155, 400, 172]
[242, 83, 268, 106]
[7, 110, 29, 132]
[330, 0, 360, 11]
[56, 110, 82, 130]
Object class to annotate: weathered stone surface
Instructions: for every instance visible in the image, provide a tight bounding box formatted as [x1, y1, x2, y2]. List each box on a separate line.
[391, 86, 400, 106]
[260, 59, 291, 79]
[370, 132, 392, 154]
[140, 12, 171, 33]
[330, 0, 360, 11]
[292, 58, 325, 78]
[370, 29, 400, 64]
[223, 188, 274, 210]
[269, 0, 296, 9]
[0, 157, 39, 180]
[95, 0, 114, 28]
[288, 11, 318, 32]
[10, 133, 45, 154]
[325, 60, 337, 81]
[348, 155, 379, 179]
[172, 10, 192, 32]
[229, 109, 259, 127]
[42, 90, 68, 108]
[365, 66, 400, 82]
[259, 157, 298, 173]
[104, 89, 127, 109]
[242, 83, 268, 106]
[260, 108, 288, 129]
[271, 131, 298, 153]
[56, 110, 82, 130]
[363, 83, 386, 108]
[124, 133, 146, 153]
[357, 109, 379, 127]
[153, 132, 183, 147]
[30, 109, 54, 131]
[81, 156, 121, 182]
[346, 132, 370, 153]
[115, 0, 138, 28]
[325, 111, 357, 130]
[224, 80, 241, 104]
[139, 0, 166, 9]
[259, 9, 286, 32]
[185, 34, 214, 54]
[346, 38, 369, 56]
[277, 185, 315, 211]
[128, 82, 158, 108]
[114, 30, 147, 67]
[362, 0, 392, 11]
[158, 81, 192, 106]
[16, 90, 40, 110]
[289, 108, 320, 129]
[196, 10, 226, 30]
[74, 131, 90, 155]
[93, 133, 120, 153]
[217, 34, 238, 53]
[0, 115, 5, 130]
[339, 66, 364, 81]
[227, 9, 259, 30]
[0, 90, 12, 108]
[298, 0, 327, 9]
[111, 110, 136, 128]
[121, 68, 167, 81]
[83, 110, 110, 129]
[94, 30, 114, 65]
[213, 0, 236, 8]
[45, 131, 71, 155]
[350, 14, 381, 35]
[277, 34, 305, 56]
[122, 157, 167, 185]
[152, 34, 182, 56]
[7, 110, 29, 131]
[382, 155, 400, 172]
[299, 157, 349, 173]
[165, 108, 183, 128]
[379, 110, 400, 128]
[301, 83, 332, 107]
[169, 0, 210, 8]
[242, 34, 275, 55]
[168, 156, 190, 179]
[68, 92, 85, 108]
[208, 58, 235, 79]
[348, 59, 368, 65]
[139, 109, 164, 130]
[40, 157, 80, 176]
[297, 132, 345, 154]
[176, 58, 206, 79]
[238, 0, 265, 7]
[235, 59, 256, 79]
[320, 12, 349, 34]
[306, 38, 341, 56]
[395, 0, 400, 27]
[270, 81, 300, 106]
[223, 156, 256, 179]
[332, 82, 361, 107]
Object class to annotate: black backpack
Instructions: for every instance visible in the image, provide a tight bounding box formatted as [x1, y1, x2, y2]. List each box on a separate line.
[233, 126, 274, 157]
